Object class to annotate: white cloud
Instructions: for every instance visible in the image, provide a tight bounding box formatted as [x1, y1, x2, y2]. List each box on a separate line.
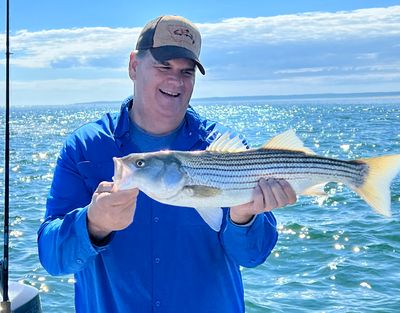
[199, 6, 400, 46]
[0, 5, 399, 104]
[1, 6, 398, 70]
[356, 53, 378, 60]
[274, 63, 400, 75]
[2, 27, 140, 68]
[194, 71, 400, 98]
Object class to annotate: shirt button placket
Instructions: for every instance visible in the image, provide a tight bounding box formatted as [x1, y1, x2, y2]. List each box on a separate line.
[153, 206, 163, 310]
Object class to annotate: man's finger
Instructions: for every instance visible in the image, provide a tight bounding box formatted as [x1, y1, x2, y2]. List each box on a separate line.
[107, 188, 139, 207]
[277, 179, 297, 204]
[269, 178, 289, 206]
[252, 185, 264, 213]
[96, 181, 114, 193]
[258, 178, 278, 211]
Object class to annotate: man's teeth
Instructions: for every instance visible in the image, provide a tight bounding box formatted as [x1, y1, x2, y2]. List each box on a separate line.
[160, 89, 180, 97]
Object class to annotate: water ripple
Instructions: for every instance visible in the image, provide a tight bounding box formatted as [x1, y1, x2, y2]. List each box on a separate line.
[1, 100, 399, 312]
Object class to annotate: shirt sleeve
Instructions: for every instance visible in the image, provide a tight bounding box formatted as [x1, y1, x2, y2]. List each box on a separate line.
[37, 137, 108, 276]
[220, 209, 278, 268]
[38, 207, 100, 275]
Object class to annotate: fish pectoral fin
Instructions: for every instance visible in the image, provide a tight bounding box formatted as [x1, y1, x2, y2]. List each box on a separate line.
[194, 207, 223, 232]
[262, 129, 316, 155]
[207, 132, 248, 152]
[184, 185, 222, 197]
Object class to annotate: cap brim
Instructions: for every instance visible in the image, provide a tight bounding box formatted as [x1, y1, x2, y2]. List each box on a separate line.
[150, 46, 205, 75]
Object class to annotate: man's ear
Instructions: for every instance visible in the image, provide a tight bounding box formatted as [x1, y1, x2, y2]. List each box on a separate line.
[128, 51, 138, 80]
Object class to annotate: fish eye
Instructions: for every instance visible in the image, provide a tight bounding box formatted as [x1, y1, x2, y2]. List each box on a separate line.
[135, 159, 146, 168]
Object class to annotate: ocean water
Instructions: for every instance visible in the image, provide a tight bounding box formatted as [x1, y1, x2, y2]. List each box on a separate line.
[1, 96, 399, 312]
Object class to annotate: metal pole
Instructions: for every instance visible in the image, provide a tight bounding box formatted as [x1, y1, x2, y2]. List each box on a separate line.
[1, 0, 12, 310]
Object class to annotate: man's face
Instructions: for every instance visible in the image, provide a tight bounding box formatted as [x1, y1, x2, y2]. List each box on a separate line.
[130, 51, 196, 129]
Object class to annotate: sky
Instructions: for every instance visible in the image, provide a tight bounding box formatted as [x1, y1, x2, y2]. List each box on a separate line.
[0, 0, 399, 106]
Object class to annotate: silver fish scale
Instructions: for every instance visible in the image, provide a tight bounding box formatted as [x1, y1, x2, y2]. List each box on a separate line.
[178, 149, 368, 190]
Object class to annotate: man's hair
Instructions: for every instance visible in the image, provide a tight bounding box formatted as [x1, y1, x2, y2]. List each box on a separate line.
[135, 49, 150, 60]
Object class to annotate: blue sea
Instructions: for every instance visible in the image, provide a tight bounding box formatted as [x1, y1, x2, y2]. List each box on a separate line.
[1, 95, 399, 312]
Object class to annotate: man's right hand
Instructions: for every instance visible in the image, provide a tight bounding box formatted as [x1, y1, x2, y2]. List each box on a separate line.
[87, 181, 139, 241]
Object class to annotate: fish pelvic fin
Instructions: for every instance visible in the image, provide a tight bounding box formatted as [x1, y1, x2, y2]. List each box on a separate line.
[262, 129, 316, 155]
[355, 154, 400, 217]
[194, 207, 223, 232]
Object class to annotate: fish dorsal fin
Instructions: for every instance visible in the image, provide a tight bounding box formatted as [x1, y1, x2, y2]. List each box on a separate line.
[262, 129, 316, 155]
[207, 132, 248, 152]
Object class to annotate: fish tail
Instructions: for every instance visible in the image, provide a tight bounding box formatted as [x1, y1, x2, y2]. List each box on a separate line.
[355, 154, 400, 217]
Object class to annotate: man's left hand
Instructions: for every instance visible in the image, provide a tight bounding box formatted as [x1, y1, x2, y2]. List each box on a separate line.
[230, 178, 297, 224]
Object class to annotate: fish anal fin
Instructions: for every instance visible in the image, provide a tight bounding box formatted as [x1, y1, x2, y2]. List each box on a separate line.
[194, 207, 223, 232]
[301, 183, 328, 196]
[301, 183, 329, 204]
[262, 129, 315, 155]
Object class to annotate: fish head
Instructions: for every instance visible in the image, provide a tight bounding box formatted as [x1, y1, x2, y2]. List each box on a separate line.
[113, 151, 187, 199]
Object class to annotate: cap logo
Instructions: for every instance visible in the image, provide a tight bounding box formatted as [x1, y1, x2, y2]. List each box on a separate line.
[168, 25, 195, 45]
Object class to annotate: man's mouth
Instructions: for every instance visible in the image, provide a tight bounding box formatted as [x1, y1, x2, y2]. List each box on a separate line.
[160, 89, 180, 97]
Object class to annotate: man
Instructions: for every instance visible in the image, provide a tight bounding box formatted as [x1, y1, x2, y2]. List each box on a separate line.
[38, 15, 296, 313]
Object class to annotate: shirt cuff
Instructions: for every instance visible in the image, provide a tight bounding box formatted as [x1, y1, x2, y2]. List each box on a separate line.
[228, 213, 257, 228]
[82, 206, 114, 251]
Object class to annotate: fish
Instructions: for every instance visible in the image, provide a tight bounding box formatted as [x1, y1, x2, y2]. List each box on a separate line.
[112, 130, 400, 231]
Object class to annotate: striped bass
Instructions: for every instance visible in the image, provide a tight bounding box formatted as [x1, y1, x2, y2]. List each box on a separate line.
[113, 130, 400, 231]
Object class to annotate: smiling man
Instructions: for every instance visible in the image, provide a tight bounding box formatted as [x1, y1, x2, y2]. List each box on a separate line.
[38, 15, 296, 313]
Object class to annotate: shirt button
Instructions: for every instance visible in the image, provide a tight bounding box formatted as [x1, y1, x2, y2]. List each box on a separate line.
[155, 301, 161, 307]
[154, 257, 160, 264]
[153, 216, 159, 223]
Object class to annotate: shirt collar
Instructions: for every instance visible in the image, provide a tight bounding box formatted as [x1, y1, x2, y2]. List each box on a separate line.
[113, 96, 133, 144]
[113, 97, 211, 151]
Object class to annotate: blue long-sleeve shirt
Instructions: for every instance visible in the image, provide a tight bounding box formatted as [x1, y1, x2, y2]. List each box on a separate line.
[37, 97, 278, 313]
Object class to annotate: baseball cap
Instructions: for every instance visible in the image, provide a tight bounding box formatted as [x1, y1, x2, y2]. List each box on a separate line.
[136, 15, 205, 75]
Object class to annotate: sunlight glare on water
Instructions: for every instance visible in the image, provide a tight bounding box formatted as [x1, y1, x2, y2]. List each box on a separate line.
[1, 97, 399, 312]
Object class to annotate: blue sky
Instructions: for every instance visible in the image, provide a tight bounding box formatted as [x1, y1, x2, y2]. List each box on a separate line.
[0, 0, 399, 106]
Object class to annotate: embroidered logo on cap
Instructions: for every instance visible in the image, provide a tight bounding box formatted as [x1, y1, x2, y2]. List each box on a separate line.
[168, 25, 195, 45]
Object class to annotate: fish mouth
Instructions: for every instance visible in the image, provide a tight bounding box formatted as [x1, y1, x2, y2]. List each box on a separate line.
[113, 157, 136, 190]
[160, 89, 180, 97]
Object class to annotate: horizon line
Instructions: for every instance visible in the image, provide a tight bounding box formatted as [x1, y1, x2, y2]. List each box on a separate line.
[4, 90, 400, 108]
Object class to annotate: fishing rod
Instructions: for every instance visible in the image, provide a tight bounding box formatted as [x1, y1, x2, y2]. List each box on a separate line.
[0, 2, 41, 312]
[1, 0, 11, 310]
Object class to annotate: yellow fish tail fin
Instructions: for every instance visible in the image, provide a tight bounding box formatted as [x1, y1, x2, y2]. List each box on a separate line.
[355, 154, 400, 217]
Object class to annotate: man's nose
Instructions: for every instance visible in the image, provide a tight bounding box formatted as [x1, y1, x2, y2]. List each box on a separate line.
[168, 73, 184, 87]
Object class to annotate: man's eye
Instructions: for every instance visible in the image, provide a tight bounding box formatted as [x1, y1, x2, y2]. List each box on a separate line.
[183, 70, 194, 77]
[157, 66, 169, 71]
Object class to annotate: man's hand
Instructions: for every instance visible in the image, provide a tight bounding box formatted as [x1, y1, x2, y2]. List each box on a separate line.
[230, 178, 297, 224]
[87, 181, 139, 241]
